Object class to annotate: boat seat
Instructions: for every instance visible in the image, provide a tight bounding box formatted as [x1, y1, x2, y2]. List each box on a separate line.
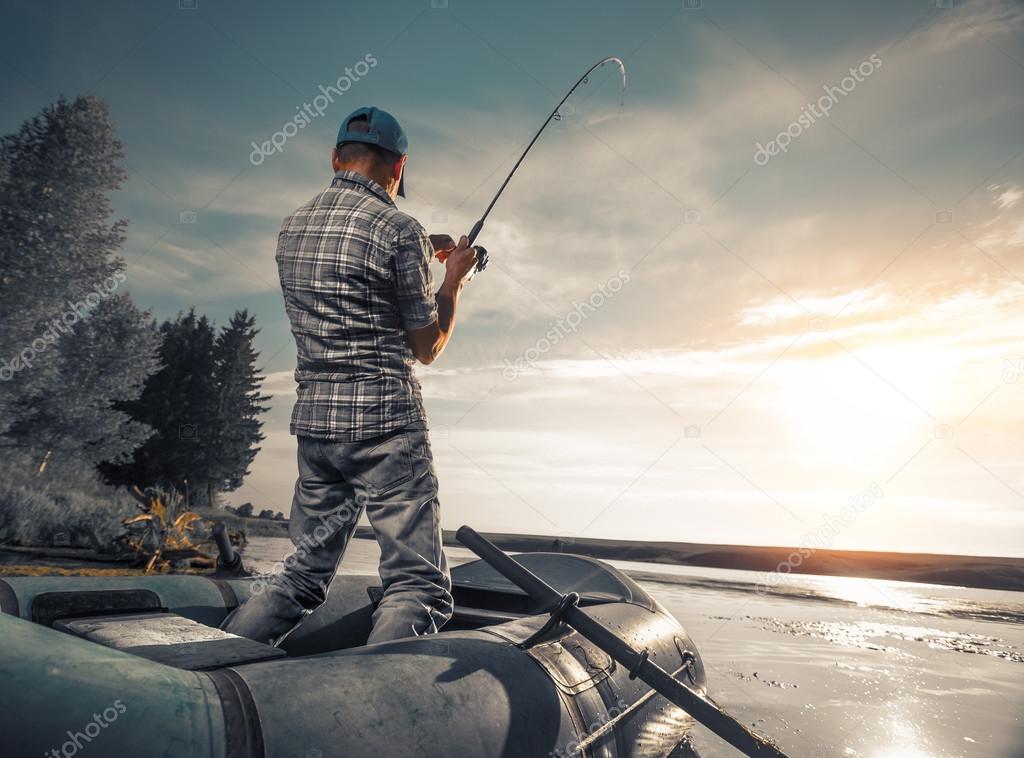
[55, 612, 286, 670]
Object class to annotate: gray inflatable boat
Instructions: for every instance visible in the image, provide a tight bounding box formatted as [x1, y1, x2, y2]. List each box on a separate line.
[0, 551, 706, 757]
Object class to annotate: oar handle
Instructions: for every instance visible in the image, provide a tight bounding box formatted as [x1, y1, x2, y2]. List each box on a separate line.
[456, 525, 563, 607]
[455, 525, 790, 758]
[212, 522, 240, 570]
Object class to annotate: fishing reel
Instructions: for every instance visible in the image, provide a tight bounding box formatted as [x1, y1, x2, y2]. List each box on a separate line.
[466, 245, 489, 284]
[470, 245, 489, 278]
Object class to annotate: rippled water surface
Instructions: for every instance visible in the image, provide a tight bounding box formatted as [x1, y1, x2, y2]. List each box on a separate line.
[243, 536, 1024, 757]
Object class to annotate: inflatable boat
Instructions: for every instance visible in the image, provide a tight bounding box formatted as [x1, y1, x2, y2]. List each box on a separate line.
[0, 548, 707, 758]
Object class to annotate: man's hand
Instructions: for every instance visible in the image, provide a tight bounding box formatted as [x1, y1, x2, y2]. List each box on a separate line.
[429, 234, 457, 259]
[441, 236, 478, 288]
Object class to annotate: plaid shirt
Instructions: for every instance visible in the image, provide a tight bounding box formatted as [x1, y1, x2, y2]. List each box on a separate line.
[277, 170, 437, 441]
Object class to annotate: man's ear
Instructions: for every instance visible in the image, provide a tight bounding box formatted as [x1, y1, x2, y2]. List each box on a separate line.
[394, 154, 408, 183]
[332, 147, 342, 172]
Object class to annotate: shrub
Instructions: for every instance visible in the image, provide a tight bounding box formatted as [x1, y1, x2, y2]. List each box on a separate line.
[0, 452, 137, 552]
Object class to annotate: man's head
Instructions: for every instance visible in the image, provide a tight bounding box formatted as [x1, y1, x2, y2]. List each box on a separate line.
[333, 107, 408, 200]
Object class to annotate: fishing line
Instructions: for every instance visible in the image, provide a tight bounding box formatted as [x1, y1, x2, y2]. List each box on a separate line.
[462, 56, 627, 277]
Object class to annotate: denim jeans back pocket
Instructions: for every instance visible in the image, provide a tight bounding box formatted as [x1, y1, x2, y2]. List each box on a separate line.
[355, 429, 414, 497]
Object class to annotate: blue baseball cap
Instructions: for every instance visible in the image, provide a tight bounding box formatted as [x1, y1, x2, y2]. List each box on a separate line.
[337, 106, 408, 198]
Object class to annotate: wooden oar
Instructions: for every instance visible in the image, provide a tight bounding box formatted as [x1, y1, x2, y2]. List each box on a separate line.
[456, 526, 790, 758]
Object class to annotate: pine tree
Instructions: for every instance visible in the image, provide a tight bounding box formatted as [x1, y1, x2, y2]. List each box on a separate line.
[101, 310, 217, 498]
[209, 310, 270, 499]
[101, 310, 269, 506]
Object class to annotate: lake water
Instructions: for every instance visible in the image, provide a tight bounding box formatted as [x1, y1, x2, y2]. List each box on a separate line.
[243, 536, 1024, 757]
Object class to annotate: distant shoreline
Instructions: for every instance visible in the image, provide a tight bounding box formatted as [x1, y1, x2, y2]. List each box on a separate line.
[415, 529, 1024, 593]
[208, 516, 1024, 593]
[5, 519, 1021, 593]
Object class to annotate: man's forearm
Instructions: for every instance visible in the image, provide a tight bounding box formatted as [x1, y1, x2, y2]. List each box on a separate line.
[407, 239, 476, 365]
[431, 276, 463, 360]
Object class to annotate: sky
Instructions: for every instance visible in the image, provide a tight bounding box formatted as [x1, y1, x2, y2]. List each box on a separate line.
[2, 0, 1023, 556]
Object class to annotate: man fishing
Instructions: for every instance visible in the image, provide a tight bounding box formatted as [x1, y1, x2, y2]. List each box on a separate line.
[223, 106, 478, 645]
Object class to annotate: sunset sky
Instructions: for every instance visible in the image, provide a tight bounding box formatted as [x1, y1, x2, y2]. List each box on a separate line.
[3, 0, 1023, 556]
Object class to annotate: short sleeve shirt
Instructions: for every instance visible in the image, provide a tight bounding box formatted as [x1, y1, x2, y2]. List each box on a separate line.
[276, 170, 436, 440]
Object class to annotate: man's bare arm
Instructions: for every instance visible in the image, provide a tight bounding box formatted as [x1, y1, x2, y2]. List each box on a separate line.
[407, 236, 477, 365]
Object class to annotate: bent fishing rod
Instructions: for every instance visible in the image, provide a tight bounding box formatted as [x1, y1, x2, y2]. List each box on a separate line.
[460, 56, 627, 277]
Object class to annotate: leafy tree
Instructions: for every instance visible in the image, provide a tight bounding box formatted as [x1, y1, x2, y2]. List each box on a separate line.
[0, 96, 129, 437]
[235, 503, 254, 518]
[0, 95, 159, 474]
[5, 294, 161, 470]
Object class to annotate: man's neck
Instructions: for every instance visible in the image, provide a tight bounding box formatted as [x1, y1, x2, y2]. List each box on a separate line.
[336, 166, 393, 198]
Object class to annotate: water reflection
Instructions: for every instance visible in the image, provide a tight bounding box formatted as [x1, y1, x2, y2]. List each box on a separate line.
[873, 716, 930, 757]
[803, 575, 933, 613]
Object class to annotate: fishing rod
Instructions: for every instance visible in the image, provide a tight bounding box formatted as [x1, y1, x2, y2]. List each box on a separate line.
[462, 56, 627, 278]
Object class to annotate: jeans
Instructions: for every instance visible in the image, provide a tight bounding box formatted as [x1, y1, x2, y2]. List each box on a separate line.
[222, 420, 452, 646]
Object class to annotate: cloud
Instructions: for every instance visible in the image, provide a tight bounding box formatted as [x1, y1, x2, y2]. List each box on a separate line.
[98, 0, 1024, 553]
[995, 184, 1023, 210]
[908, 0, 1024, 56]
